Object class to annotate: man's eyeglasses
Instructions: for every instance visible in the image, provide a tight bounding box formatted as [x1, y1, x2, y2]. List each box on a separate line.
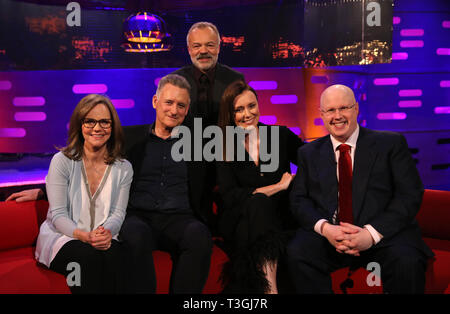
[321, 104, 356, 116]
[82, 118, 112, 129]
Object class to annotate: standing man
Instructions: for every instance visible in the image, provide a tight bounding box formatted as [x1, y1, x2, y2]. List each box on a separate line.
[120, 74, 212, 294]
[172, 22, 245, 232]
[173, 21, 245, 127]
[287, 84, 433, 293]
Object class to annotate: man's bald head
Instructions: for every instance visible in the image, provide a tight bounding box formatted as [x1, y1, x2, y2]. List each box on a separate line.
[320, 84, 356, 111]
[319, 84, 359, 143]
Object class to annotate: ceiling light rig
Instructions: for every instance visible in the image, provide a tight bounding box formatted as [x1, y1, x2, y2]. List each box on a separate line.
[122, 12, 172, 53]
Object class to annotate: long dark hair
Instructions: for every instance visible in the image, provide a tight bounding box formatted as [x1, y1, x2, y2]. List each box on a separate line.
[60, 94, 125, 164]
[218, 80, 258, 161]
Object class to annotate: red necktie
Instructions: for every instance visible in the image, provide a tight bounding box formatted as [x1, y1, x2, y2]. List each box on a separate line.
[338, 144, 353, 224]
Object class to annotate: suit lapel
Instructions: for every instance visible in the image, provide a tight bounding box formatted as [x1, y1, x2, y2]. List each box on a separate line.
[316, 136, 339, 216]
[352, 127, 377, 223]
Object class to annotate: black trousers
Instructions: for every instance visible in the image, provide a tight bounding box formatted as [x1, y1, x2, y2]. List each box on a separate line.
[119, 212, 213, 294]
[50, 239, 126, 294]
[286, 228, 428, 294]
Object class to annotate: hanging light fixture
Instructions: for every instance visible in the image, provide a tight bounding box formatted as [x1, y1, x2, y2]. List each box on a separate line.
[122, 11, 172, 52]
[123, 12, 168, 43]
[121, 33, 173, 52]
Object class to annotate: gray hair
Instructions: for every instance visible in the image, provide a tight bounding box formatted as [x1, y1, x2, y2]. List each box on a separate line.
[156, 74, 191, 98]
[186, 21, 221, 46]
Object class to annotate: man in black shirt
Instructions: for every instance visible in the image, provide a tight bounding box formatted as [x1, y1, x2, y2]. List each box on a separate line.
[121, 74, 212, 293]
[172, 22, 245, 233]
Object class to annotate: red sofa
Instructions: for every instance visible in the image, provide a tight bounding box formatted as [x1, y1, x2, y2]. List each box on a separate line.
[0, 189, 449, 294]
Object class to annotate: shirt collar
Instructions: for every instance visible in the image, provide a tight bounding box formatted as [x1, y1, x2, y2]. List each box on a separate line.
[148, 122, 181, 141]
[193, 64, 216, 83]
[330, 124, 360, 152]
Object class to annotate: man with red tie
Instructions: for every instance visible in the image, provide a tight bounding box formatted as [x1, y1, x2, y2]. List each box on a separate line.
[287, 84, 433, 293]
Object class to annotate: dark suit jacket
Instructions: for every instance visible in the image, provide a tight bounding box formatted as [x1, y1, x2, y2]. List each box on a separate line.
[123, 125, 209, 224]
[172, 63, 245, 127]
[290, 126, 432, 255]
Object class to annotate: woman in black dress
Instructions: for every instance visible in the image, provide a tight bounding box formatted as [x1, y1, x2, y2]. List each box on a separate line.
[216, 80, 304, 293]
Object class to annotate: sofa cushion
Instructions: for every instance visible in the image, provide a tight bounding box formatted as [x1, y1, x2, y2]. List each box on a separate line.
[0, 200, 48, 251]
[0, 247, 70, 294]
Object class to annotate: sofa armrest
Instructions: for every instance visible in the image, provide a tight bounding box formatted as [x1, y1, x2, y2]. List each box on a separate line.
[0, 200, 49, 251]
[416, 189, 450, 241]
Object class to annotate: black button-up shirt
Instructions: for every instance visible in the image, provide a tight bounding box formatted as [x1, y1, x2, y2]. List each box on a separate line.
[128, 126, 192, 215]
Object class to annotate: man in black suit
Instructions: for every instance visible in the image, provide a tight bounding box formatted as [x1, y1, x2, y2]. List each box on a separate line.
[171, 22, 245, 232]
[119, 74, 212, 293]
[287, 84, 433, 293]
[173, 21, 245, 128]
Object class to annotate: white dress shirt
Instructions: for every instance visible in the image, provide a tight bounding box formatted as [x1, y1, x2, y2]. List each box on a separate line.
[314, 125, 383, 245]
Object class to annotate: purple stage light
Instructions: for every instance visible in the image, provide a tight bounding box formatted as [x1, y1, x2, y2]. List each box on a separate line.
[399, 89, 422, 97]
[377, 113, 407, 120]
[373, 78, 399, 86]
[270, 95, 298, 104]
[393, 16, 401, 25]
[400, 40, 424, 48]
[0, 80, 12, 90]
[392, 52, 408, 60]
[13, 97, 45, 107]
[0, 128, 26, 138]
[398, 100, 422, 108]
[14, 112, 46, 121]
[248, 81, 278, 90]
[314, 118, 323, 126]
[443, 21, 450, 28]
[72, 84, 108, 94]
[440, 80, 450, 88]
[259, 115, 277, 125]
[434, 107, 450, 114]
[400, 29, 424, 37]
[112, 99, 135, 109]
[436, 48, 450, 56]
[288, 127, 301, 135]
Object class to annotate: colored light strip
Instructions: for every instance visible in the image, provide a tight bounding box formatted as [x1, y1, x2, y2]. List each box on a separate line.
[399, 89, 422, 97]
[314, 118, 323, 126]
[440, 80, 450, 88]
[392, 52, 408, 60]
[377, 113, 407, 120]
[400, 40, 424, 48]
[398, 100, 422, 108]
[72, 84, 108, 94]
[13, 96, 45, 107]
[443, 21, 450, 28]
[248, 81, 278, 90]
[0, 80, 12, 90]
[288, 127, 301, 135]
[373, 78, 399, 86]
[400, 29, 424, 37]
[310, 76, 329, 84]
[0, 179, 46, 188]
[393, 16, 401, 25]
[0, 128, 26, 138]
[111, 99, 135, 109]
[259, 115, 277, 125]
[290, 163, 297, 175]
[270, 95, 298, 104]
[434, 107, 450, 114]
[14, 112, 47, 121]
[436, 48, 450, 56]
